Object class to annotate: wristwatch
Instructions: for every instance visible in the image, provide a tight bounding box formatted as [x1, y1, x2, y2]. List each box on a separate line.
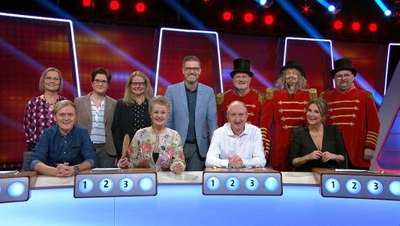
[73, 165, 80, 175]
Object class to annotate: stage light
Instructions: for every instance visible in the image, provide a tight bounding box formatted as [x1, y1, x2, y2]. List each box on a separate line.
[222, 10, 233, 22]
[135, 2, 146, 13]
[82, 0, 92, 8]
[333, 20, 343, 30]
[374, 0, 392, 16]
[328, 5, 336, 12]
[351, 21, 361, 31]
[243, 12, 254, 23]
[109, 0, 120, 11]
[316, 0, 336, 14]
[263, 15, 274, 25]
[368, 23, 378, 32]
[301, 4, 312, 15]
[259, 0, 267, 6]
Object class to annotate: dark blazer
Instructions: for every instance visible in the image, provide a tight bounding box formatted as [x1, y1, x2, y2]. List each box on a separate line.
[288, 125, 347, 171]
[111, 99, 151, 158]
[74, 94, 117, 156]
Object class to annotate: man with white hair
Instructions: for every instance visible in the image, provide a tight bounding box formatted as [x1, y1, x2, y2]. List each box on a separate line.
[206, 101, 266, 168]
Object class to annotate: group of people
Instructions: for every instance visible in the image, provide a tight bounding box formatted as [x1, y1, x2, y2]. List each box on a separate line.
[23, 55, 380, 176]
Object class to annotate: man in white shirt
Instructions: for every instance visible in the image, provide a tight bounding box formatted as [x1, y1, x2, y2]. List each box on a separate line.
[205, 101, 266, 168]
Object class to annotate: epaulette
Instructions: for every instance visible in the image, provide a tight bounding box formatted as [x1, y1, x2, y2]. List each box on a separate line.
[320, 90, 326, 98]
[264, 88, 275, 100]
[216, 89, 232, 105]
[253, 89, 266, 104]
[308, 88, 318, 100]
[364, 90, 374, 100]
[216, 93, 224, 105]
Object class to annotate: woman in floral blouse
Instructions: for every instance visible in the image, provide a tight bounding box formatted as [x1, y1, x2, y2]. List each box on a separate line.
[23, 67, 66, 152]
[117, 96, 185, 174]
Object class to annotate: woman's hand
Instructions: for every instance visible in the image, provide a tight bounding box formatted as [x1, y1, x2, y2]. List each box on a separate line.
[171, 162, 185, 174]
[306, 150, 323, 161]
[117, 157, 129, 169]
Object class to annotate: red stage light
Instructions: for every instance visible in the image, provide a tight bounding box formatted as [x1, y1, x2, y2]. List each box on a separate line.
[351, 21, 361, 31]
[243, 12, 254, 23]
[263, 15, 274, 25]
[109, 0, 120, 11]
[82, 0, 92, 8]
[368, 23, 378, 32]
[333, 20, 343, 30]
[135, 2, 146, 13]
[222, 11, 233, 22]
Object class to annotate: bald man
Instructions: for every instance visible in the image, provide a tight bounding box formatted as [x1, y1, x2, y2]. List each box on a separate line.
[205, 101, 266, 168]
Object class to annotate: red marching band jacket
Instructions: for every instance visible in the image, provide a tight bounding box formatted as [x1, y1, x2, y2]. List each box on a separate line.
[216, 89, 264, 127]
[321, 86, 380, 169]
[260, 88, 317, 171]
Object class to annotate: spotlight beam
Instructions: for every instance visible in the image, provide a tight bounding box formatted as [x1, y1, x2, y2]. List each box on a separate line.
[374, 0, 392, 16]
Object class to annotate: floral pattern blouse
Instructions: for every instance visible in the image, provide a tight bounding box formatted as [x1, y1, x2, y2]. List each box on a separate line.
[127, 127, 186, 172]
[23, 95, 66, 144]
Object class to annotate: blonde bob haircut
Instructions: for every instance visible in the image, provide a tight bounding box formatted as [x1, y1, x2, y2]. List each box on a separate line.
[53, 100, 76, 115]
[123, 71, 153, 105]
[149, 96, 171, 114]
[38, 67, 64, 93]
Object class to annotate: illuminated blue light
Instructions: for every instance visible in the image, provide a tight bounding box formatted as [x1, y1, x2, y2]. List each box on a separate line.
[119, 178, 134, 193]
[245, 177, 259, 191]
[324, 178, 340, 193]
[225, 177, 240, 191]
[139, 177, 153, 192]
[328, 5, 336, 12]
[277, 0, 383, 105]
[345, 179, 362, 194]
[389, 181, 400, 196]
[7, 181, 25, 198]
[374, 0, 392, 16]
[78, 178, 94, 194]
[206, 176, 221, 191]
[99, 178, 114, 193]
[258, 0, 267, 6]
[367, 180, 384, 195]
[264, 177, 279, 192]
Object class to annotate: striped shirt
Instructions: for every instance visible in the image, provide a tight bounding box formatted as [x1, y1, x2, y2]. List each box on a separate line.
[90, 99, 106, 144]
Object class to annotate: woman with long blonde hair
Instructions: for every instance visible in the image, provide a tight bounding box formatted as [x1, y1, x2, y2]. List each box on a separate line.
[112, 71, 153, 159]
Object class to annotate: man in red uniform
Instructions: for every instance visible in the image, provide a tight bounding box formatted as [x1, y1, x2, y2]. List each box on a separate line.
[260, 61, 316, 171]
[321, 58, 380, 169]
[217, 58, 264, 127]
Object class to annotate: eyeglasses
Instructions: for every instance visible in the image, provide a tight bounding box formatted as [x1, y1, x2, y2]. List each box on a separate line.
[130, 82, 146, 86]
[94, 79, 108, 84]
[184, 67, 200, 72]
[45, 76, 60, 81]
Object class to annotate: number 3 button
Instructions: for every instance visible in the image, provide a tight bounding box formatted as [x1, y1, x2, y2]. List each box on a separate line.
[119, 178, 134, 193]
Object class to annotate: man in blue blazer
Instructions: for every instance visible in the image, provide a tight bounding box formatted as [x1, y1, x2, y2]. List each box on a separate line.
[165, 56, 217, 171]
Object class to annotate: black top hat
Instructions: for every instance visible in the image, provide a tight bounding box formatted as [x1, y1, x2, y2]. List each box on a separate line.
[330, 58, 357, 77]
[279, 60, 306, 77]
[230, 58, 254, 77]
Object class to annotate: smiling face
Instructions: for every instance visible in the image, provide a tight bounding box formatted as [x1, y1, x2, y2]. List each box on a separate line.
[227, 102, 248, 133]
[306, 103, 323, 126]
[55, 105, 76, 135]
[130, 75, 146, 96]
[334, 69, 355, 91]
[150, 103, 169, 129]
[283, 68, 300, 87]
[43, 70, 61, 92]
[91, 73, 109, 95]
[232, 72, 251, 92]
[182, 60, 201, 85]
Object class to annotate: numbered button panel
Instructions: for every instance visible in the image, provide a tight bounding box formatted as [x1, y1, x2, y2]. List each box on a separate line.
[74, 173, 157, 198]
[203, 171, 282, 196]
[321, 173, 400, 201]
[0, 177, 30, 203]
